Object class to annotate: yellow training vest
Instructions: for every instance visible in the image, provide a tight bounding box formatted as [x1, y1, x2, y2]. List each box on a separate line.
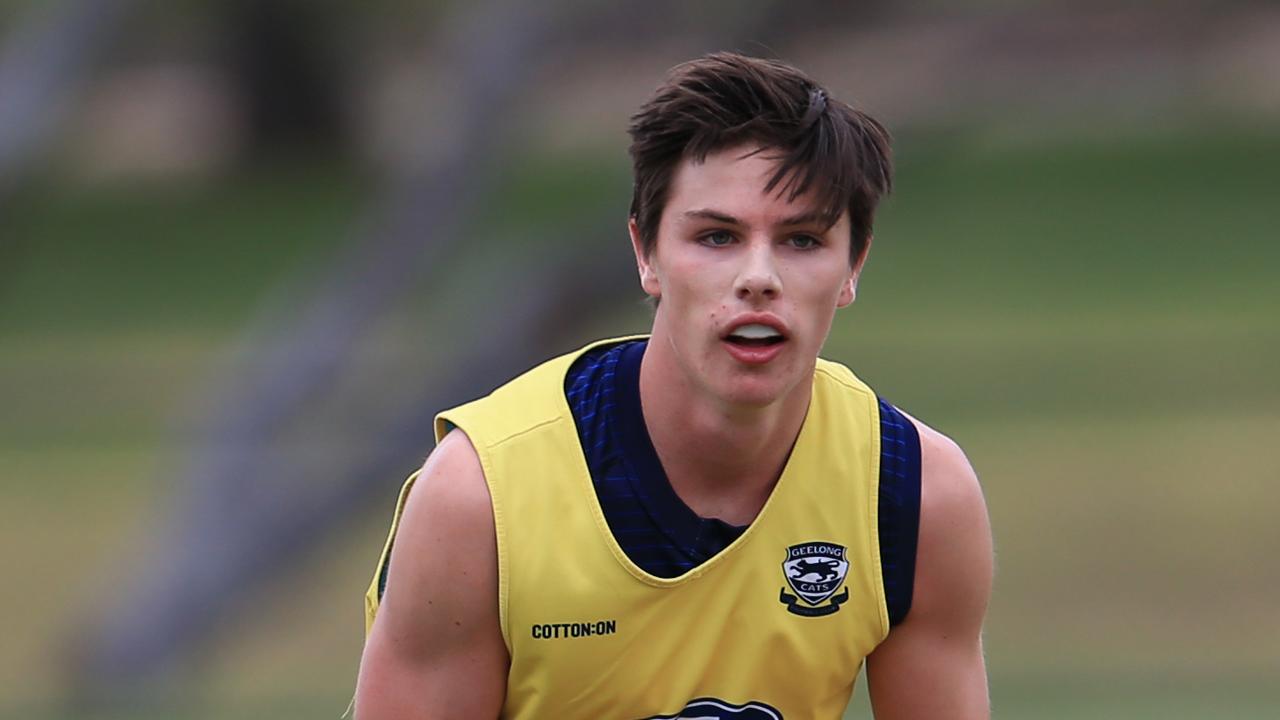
[365, 338, 889, 719]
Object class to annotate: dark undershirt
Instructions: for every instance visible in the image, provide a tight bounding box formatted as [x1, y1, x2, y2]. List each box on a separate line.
[565, 340, 745, 577]
[565, 339, 921, 625]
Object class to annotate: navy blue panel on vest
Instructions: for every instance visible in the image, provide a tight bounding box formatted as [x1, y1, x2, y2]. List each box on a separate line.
[877, 399, 922, 626]
[565, 339, 922, 620]
[565, 340, 746, 578]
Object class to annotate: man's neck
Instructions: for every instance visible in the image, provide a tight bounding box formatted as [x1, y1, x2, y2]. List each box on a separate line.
[638, 335, 812, 526]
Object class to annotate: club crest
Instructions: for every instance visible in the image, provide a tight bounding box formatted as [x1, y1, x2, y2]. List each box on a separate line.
[779, 542, 850, 617]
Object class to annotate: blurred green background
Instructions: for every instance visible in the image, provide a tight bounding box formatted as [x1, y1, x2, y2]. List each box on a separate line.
[2, 1, 1278, 718]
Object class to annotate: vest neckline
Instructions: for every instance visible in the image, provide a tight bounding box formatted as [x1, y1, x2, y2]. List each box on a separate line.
[553, 335, 818, 588]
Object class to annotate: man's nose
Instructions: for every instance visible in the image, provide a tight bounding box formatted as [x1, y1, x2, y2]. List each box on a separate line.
[734, 240, 781, 301]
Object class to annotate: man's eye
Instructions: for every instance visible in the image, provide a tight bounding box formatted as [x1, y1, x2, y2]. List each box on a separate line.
[700, 231, 735, 247]
[789, 234, 821, 249]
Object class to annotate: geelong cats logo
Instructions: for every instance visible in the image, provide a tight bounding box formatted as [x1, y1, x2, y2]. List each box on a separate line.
[779, 542, 850, 617]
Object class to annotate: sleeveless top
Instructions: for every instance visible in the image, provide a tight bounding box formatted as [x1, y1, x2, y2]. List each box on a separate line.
[366, 337, 913, 719]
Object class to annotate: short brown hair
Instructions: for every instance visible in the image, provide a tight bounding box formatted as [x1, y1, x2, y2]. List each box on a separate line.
[628, 52, 892, 262]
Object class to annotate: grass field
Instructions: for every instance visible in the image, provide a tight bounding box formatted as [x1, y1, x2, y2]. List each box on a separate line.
[1, 125, 1277, 718]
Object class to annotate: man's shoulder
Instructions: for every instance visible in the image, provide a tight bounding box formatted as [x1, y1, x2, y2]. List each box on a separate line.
[394, 430, 494, 570]
[878, 403, 981, 513]
[900, 412, 982, 511]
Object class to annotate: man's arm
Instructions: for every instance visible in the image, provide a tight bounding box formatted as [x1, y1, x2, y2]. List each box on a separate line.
[355, 430, 508, 719]
[866, 420, 994, 720]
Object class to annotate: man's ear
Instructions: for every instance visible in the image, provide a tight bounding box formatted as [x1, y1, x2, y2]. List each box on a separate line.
[837, 235, 873, 308]
[629, 217, 661, 297]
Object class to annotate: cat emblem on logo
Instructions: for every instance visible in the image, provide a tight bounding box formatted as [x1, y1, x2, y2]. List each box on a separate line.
[779, 542, 850, 617]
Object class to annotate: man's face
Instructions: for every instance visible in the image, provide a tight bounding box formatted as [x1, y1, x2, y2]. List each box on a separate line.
[631, 144, 867, 409]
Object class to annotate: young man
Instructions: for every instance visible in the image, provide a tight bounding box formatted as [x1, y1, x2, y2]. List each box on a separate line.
[356, 52, 992, 719]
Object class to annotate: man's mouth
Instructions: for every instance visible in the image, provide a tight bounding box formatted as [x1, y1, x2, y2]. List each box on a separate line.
[724, 323, 786, 348]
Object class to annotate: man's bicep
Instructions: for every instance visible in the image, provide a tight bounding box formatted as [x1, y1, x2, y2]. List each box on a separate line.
[356, 431, 508, 719]
[867, 424, 992, 720]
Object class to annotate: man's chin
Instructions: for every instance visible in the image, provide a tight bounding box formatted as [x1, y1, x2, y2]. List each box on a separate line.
[715, 375, 791, 409]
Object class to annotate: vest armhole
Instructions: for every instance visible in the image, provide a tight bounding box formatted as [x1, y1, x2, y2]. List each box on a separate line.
[876, 398, 922, 627]
[365, 469, 422, 637]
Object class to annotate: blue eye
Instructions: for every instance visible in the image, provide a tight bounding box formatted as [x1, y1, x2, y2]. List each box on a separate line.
[789, 234, 820, 249]
[701, 230, 735, 247]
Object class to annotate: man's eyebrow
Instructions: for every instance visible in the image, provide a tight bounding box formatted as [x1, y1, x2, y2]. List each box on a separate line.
[683, 209, 741, 225]
[683, 208, 831, 228]
[779, 210, 830, 227]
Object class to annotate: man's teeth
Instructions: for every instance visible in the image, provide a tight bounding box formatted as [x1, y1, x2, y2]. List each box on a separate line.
[730, 323, 781, 340]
